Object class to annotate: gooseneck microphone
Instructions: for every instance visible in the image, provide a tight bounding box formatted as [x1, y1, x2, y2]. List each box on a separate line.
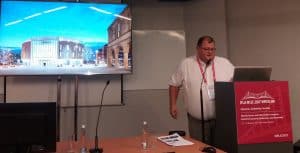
[90, 80, 110, 153]
[200, 59, 211, 143]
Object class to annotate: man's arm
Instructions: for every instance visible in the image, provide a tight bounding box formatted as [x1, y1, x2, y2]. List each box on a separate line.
[169, 85, 180, 119]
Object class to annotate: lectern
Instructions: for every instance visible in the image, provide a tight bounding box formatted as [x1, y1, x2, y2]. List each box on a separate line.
[214, 81, 293, 153]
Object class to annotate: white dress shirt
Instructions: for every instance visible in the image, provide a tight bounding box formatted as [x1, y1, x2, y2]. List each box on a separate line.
[169, 55, 234, 120]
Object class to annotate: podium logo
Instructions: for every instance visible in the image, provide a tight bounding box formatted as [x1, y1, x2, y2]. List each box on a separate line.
[240, 91, 275, 105]
[274, 133, 289, 138]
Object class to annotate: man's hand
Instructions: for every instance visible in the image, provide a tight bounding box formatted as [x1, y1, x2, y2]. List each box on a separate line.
[170, 104, 178, 119]
[169, 85, 180, 119]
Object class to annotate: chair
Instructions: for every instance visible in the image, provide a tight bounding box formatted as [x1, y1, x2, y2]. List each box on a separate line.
[168, 130, 186, 136]
[294, 140, 300, 153]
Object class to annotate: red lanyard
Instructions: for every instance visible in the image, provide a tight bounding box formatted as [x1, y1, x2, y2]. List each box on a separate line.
[196, 57, 216, 83]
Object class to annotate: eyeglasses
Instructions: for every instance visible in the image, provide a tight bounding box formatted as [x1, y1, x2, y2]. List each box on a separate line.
[201, 47, 216, 52]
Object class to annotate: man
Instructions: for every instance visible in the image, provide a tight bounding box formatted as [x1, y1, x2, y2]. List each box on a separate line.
[168, 35, 234, 144]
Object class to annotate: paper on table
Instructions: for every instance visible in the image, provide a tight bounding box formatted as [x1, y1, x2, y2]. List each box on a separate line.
[157, 133, 194, 146]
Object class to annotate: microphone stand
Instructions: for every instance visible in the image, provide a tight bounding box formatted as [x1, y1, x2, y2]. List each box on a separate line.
[90, 80, 110, 153]
[200, 60, 210, 143]
[200, 84, 206, 142]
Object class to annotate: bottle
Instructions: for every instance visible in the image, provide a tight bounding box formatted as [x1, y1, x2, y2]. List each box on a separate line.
[141, 121, 149, 149]
[79, 124, 88, 153]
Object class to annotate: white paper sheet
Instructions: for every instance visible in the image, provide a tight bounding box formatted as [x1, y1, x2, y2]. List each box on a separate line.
[157, 133, 194, 147]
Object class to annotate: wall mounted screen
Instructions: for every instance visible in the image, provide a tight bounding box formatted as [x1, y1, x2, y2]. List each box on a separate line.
[0, 0, 132, 75]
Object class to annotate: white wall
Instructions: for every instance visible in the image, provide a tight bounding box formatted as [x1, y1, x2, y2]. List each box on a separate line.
[124, 30, 186, 90]
[61, 90, 188, 139]
[5, 76, 122, 106]
[183, 0, 228, 57]
[226, 0, 300, 142]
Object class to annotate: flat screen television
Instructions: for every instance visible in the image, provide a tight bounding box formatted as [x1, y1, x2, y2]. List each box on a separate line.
[0, 0, 132, 75]
[0, 102, 56, 153]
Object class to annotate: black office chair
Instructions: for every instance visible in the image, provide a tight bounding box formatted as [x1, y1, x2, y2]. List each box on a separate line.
[168, 130, 186, 136]
[294, 140, 300, 153]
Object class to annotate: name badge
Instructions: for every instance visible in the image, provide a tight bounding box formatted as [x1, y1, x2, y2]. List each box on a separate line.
[206, 84, 215, 100]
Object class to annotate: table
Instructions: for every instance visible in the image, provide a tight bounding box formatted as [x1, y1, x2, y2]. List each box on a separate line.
[56, 135, 226, 153]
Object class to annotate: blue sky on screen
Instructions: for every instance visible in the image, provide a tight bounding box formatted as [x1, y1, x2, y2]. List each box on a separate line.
[0, 0, 127, 48]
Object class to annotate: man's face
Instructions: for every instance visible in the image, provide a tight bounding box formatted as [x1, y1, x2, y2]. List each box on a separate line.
[196, 40, 216, 63]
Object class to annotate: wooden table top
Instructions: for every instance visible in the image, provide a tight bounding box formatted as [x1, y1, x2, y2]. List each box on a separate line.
[56, 136, 225, 153]
[56, 135, 226, 153]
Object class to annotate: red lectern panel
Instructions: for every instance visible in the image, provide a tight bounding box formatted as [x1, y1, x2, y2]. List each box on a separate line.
[234, 81, 292, 144]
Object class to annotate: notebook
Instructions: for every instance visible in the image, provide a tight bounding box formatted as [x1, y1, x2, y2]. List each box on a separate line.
[233, 66, 272, 81]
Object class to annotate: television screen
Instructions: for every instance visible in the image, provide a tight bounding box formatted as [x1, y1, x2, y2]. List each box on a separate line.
[0, 0, 132, 75]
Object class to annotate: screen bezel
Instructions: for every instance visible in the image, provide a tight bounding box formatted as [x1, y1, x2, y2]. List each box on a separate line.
[0, 0, 132, 76]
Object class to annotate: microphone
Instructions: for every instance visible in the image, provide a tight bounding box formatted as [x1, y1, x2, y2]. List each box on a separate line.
[89, 80, 110, 153]
[200, 59, 211, 143]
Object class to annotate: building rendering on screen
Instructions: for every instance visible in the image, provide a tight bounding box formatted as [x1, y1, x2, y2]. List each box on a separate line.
[21, 37, 84, 67]
[105, 7, 132, 69]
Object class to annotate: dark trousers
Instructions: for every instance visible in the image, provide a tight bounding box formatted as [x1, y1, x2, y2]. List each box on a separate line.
[187, 113, 216, 145]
